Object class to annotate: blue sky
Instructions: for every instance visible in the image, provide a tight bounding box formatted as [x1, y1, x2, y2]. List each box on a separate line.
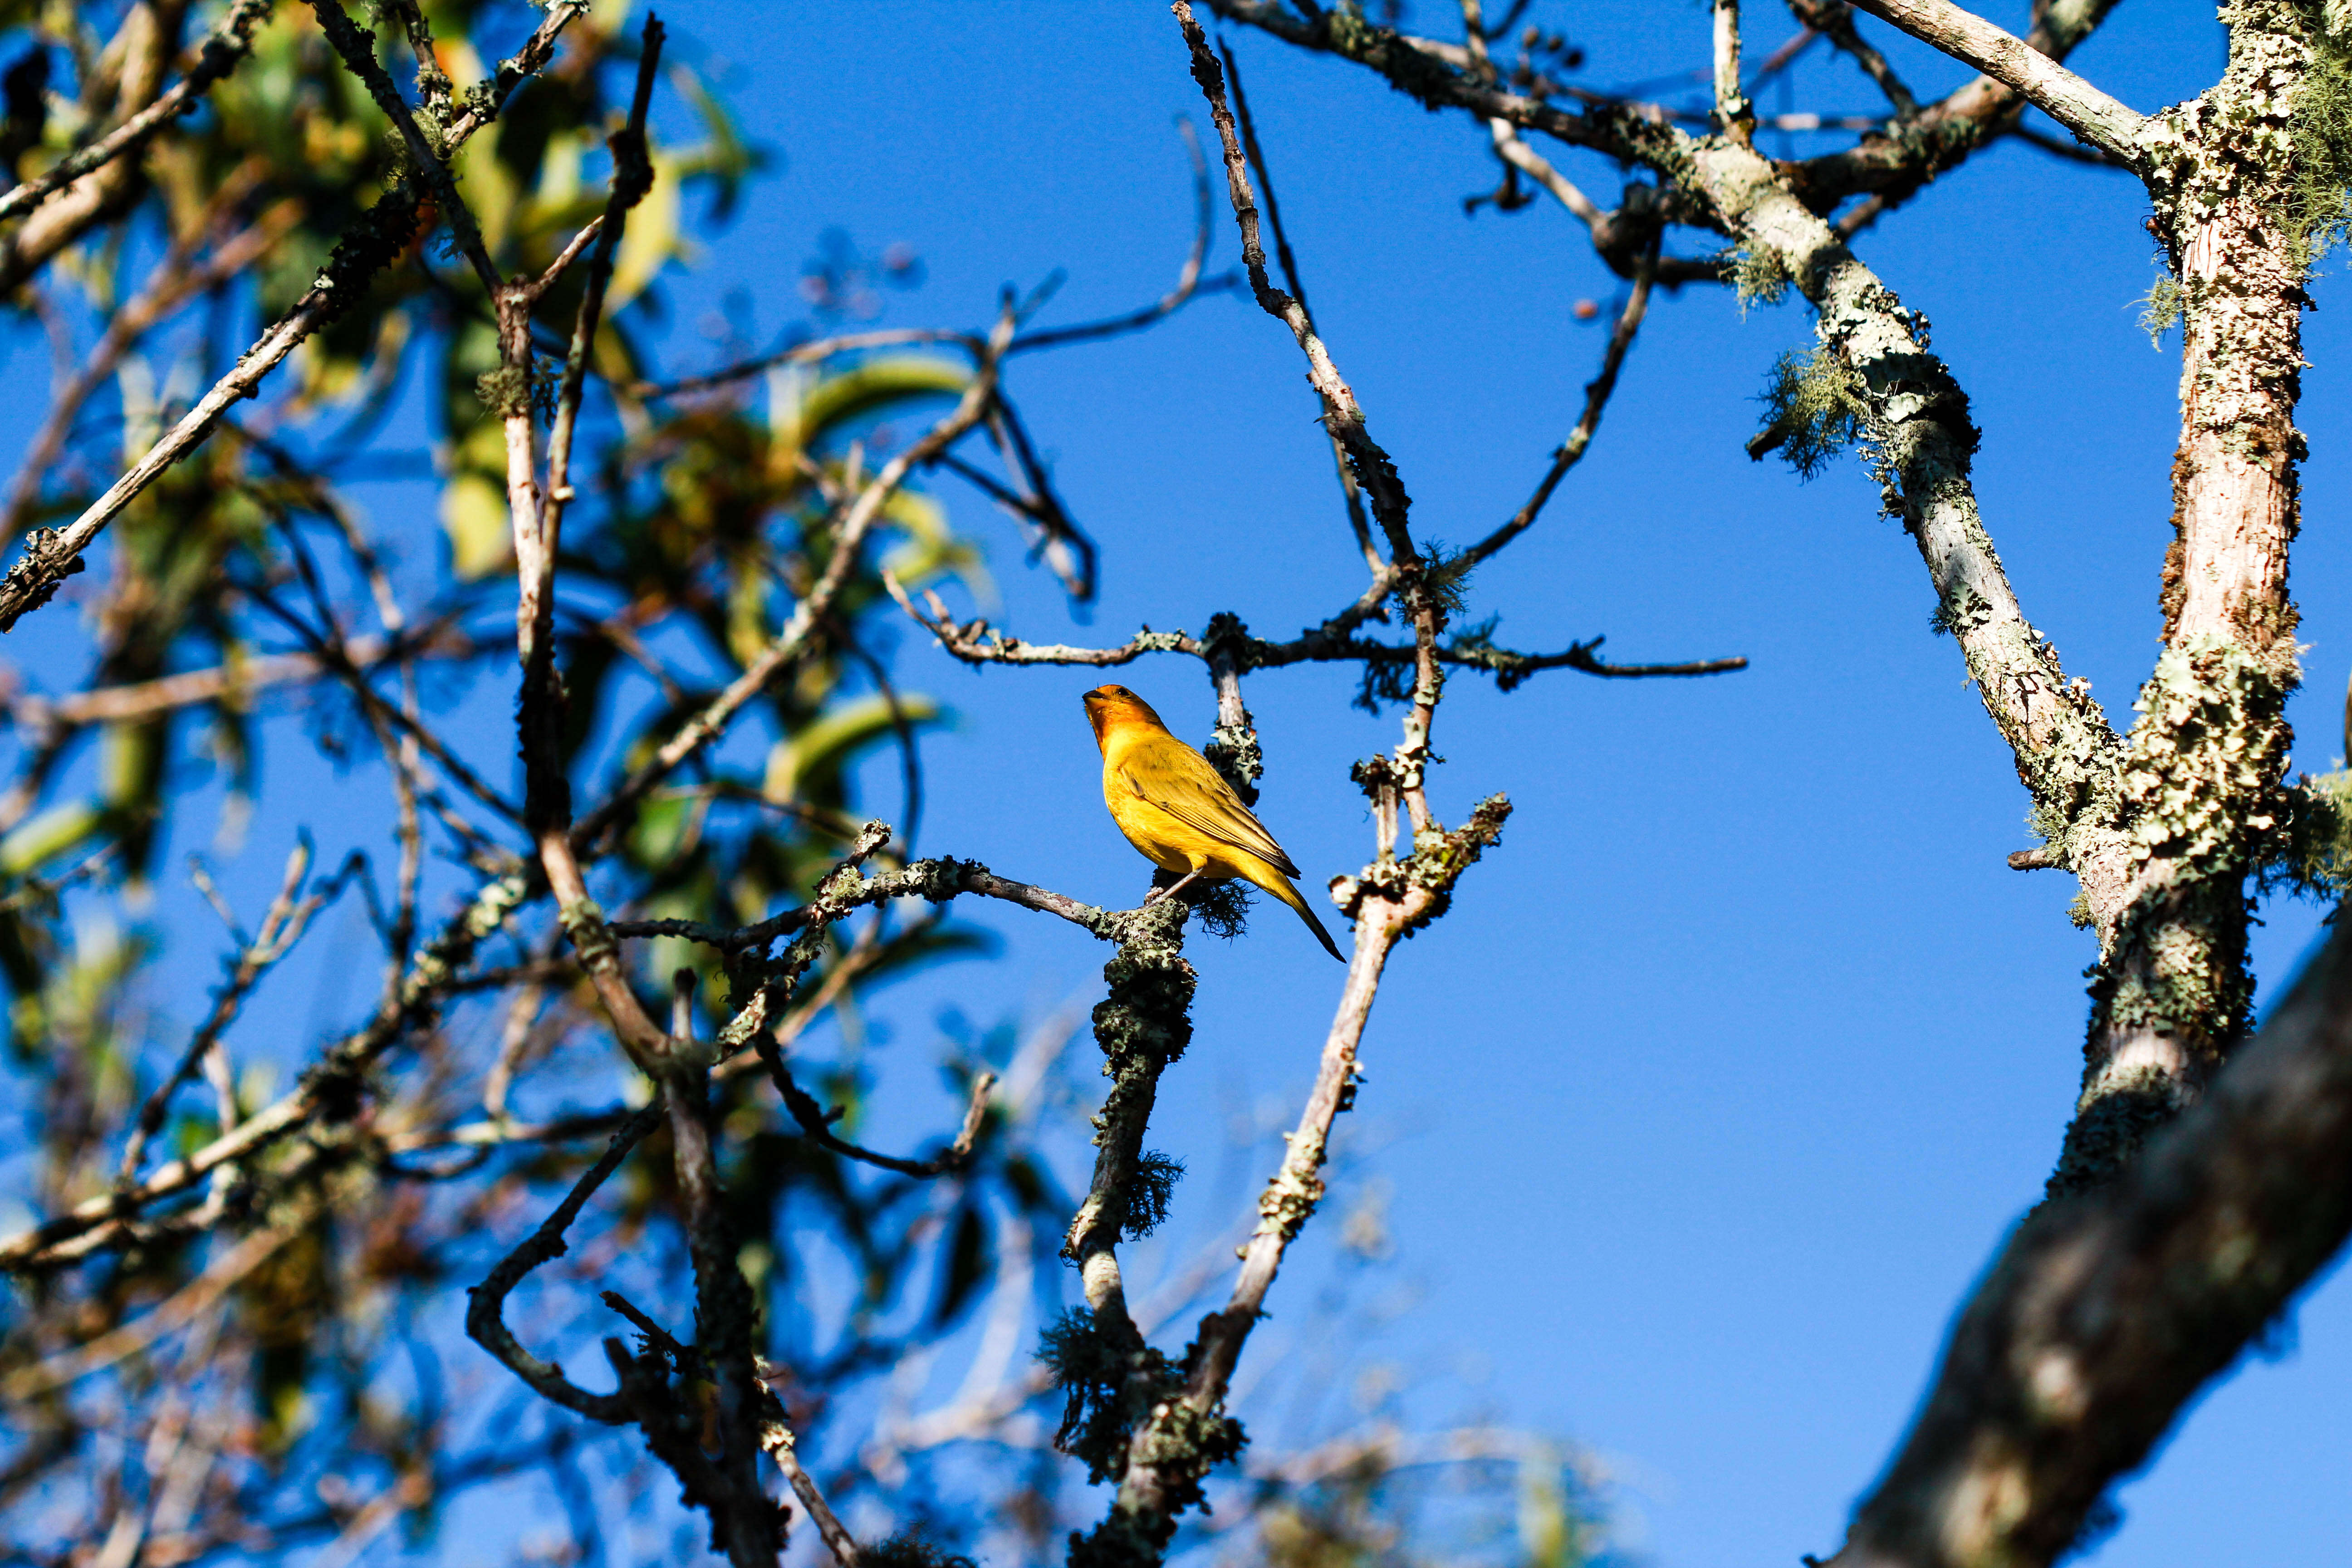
[704, 5, 2342, 1563]
[10, 2, 2350, 1564]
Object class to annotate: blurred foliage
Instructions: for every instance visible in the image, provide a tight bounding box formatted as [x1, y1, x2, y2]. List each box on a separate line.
[0, 5, 1594, 1565]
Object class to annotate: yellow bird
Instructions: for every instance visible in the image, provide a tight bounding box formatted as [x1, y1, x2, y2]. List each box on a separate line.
[1082, 683, 1346, 962]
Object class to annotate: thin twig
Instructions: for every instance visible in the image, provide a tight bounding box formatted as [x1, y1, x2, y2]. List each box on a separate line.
[1461, 224, 1661, 570]
[462, 1103, 664, 1423]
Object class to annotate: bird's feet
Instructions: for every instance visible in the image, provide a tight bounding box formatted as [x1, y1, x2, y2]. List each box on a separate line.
[1143, 870, 1201, 907]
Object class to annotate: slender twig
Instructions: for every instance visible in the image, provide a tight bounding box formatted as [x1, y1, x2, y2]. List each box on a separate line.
[464, 1104, 664, 1423]
[2, 186, 299, 535]
[113, 841, 359, 1186]
[1219, 38, 1378, 573]
[240, 581, 523, 824]
[3, 1216, 305, 1399]
[772, 1063, 997, 1178]
[626, 328, 970, 400]
[1787, 0, 1919, 116]
[761, 1426, 859, 1568]
[570, 303, 1019, 849]
[3, 868, 533, 1270]
[1009, 117, 1233, 355]
[0, 624, 481, 733]
[1461, 225, 1661, 570]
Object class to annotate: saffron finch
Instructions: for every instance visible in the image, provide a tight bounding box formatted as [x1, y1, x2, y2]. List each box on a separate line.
[1082, 683, 1346, 962]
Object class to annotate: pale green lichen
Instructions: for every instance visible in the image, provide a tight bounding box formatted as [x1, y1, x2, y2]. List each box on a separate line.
[1729, 245, 1793, 314]
[2114, 638, 2289, 882]
[2259, 766, 2352, 897]
[1749, 344, 1870, 480]
[2139, 274, 2185, 347]
[2069, 637, 2292, 1167]
[2286, 29, 2352, 271]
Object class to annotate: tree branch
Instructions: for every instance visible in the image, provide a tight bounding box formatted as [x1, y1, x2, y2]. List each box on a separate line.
[463, 1103, 664, 1424]
[1843, 0, 2146, 162]
[0, 0, 274, 227]
[1822, 907, 2352, 1567]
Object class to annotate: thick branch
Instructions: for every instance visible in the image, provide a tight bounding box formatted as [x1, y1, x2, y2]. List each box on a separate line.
[1823, 909, 2352, 1567]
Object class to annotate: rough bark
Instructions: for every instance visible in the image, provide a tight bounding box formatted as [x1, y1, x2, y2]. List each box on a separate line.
[1822, 901, 2352, 1568]
[2052, 4, 2311, 1193]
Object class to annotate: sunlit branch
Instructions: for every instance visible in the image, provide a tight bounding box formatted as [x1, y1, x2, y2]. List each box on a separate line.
[1843, 0, 2146, 160]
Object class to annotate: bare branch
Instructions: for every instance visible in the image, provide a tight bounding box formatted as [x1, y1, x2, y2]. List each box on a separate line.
[762, 1425, 860, 1568]
[2, 186, 301, 536]
[0, 0, 590, 631]
[1844, 0, 2146, 161]
[769, 1063, 997, 1178]
[464, 1104, 663, 1424]
[1218, 37, 1381, 573]
[1009, 118, 1236, 355]
[2, 1217, 304, 1399]
[571, 304, 1019, 848]
[1462, 225, 1661, 570]
[309, 0, 500, 293]
[113, 840, 357, 1186]
[0, 624, 481, 733]
[3, 868, 532, 1270]
[627, 328, 971, 401]
[1787, 0, 1919, 117]
[1713, 0, 1753, 137]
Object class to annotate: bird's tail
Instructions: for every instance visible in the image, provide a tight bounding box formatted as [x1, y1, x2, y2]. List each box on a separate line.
[1268, 872, 1348, 963]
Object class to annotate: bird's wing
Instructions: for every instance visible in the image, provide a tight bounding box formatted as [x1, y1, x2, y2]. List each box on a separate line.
[1117, 742, 1300, 877]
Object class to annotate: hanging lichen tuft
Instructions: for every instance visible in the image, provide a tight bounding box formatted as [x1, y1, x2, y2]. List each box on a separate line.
[2285, 29, 2352, 270]
[1747, 344, 1870, 480]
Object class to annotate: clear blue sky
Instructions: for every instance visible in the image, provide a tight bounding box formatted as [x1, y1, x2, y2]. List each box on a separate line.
[12, 3, 2347, 1563]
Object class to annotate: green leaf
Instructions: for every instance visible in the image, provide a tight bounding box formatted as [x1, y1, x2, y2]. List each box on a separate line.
[0, 801, 100, 877]
[763, 693, 941, 805]
[769, 358, 970, 464]
[441, 472, 514, 579]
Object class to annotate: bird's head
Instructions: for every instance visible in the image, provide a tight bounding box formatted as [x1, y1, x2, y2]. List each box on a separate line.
[1082, 683, 1167, 745]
